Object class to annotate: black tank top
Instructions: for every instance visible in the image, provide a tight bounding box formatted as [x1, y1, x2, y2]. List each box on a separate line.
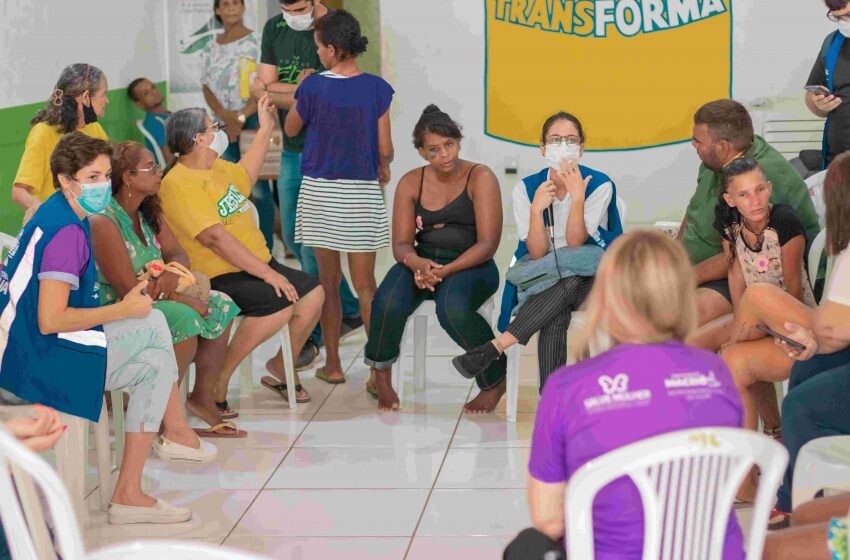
[414, 164, 479, 252]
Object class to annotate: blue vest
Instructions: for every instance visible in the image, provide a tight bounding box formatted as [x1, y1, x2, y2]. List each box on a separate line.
[497, 165, 623, 331]
[0, 193, 106, 422]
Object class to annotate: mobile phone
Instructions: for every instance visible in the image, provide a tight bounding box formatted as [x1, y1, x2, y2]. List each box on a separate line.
[755, 325, 806, 351]
[805, 85, 832, 96]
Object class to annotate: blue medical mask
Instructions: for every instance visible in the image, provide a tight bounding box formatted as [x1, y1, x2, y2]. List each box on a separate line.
[73, 179, 112, 215]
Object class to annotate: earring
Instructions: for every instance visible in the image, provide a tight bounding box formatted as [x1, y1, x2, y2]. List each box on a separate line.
[126, 184, 132, 200]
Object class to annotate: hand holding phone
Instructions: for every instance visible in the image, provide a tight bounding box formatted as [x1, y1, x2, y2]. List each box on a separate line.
[755, 324, 806, 352]
[805, 85, 832, 96]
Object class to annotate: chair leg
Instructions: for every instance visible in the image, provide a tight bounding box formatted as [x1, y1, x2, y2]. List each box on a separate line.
[93, 401, 112, 511]
[280, 324, 297, 411]
[395, 327, 408, 408]
[506, 346, 520, 423]
[55, 415, 87, 528]
[110, 390, 125, 470]
[413, 315, 427, 391]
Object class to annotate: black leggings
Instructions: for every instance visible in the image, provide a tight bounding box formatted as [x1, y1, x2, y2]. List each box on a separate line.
[505, 276, 594, 389]
[503, 528, 564, 560]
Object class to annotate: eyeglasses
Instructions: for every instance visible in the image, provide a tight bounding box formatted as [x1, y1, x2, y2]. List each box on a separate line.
[827, 9, 850, 22]
[204, 121, 225, 132]
[134, 163, 162, 175]
[544, 135, 582, 147]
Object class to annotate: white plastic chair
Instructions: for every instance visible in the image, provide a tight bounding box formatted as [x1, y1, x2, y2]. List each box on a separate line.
[135, 119, 167, 169]
[86, 540, 273, 559]
[391, 296, 522, 419]
[566, 427, 788, 560]
[792, 435, 850, 509]
[805, 169, 827, 228]
[0, 426, 86, 560]
[808, 228, 836, 305]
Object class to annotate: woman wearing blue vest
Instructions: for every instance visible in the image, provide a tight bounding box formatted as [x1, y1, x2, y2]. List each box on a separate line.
[453, 112, 623, 388]
[0, 133, 215, 525]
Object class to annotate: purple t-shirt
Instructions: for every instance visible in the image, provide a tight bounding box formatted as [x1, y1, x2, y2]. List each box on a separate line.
[38, 224, 89, 291]
[529, 342, 745, 560]
[295, 72, 394, 181]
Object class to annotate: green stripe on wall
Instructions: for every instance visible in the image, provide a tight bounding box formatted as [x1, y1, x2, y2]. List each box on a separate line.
[0, 81, 167, 235]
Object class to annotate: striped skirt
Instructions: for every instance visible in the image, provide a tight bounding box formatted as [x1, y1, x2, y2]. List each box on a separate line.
[294, 176, 390, 252]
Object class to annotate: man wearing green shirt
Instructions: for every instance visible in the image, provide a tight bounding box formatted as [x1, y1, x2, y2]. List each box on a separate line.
[251, 0, 363, 369]
[679, 99, 820, 325]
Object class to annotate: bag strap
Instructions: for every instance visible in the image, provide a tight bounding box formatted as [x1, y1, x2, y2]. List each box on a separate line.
[162, 262, 196, 283]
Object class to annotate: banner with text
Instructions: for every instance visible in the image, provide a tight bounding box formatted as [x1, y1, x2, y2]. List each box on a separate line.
[485, 0, 732, 150]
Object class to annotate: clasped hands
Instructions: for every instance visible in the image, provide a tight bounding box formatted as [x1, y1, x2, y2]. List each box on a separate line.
[407, 255, 444, 292]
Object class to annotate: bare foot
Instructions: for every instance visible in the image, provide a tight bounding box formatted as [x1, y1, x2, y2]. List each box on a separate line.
[374, 370, 399, 411]
[266, 357, 310, 400]
[464, 379, 507, 414]
[185, 395, 222, 428]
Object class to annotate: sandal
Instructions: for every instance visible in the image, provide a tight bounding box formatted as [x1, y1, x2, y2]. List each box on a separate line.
[315, 366, 346, 385]
[261, 376, 311, 403]
[215, 400, 239, 419]
[192, 421, 247, 439]
[768, 507, 791, 530]
[366, 381, 378, 399]
[764, 426, 782, 441]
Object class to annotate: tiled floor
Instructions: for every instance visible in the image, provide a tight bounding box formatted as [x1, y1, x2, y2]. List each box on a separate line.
[77, 222, 755, 558]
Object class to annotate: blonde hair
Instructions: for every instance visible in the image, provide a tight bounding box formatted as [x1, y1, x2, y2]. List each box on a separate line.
[575, 230, 698, 358]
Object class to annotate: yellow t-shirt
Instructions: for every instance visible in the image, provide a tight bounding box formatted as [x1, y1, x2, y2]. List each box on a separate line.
[14, 122, 109, 201]
[160, 159, 271, 279]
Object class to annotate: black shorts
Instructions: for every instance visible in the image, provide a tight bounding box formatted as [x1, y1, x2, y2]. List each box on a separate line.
[698, 278, 731, 303]
[210, 259, 320, 317]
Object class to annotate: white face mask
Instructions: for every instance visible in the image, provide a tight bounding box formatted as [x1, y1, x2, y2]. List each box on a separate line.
[544, 142, 581, 170]
[283, 10, 314, 31]
[202, 129, 229, 158]
[839, 20, 850, 38]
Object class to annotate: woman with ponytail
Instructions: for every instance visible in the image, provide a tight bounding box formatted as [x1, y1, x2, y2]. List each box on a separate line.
[364, 105, 504, 412]
[12, 63, 110, 222]
[284, 9, 394, 386]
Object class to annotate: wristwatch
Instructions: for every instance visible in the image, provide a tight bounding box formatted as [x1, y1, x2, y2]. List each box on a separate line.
[237, 113, 246, 124]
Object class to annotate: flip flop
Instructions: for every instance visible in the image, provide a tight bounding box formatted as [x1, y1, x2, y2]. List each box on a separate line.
[366, 381, 378, 399]
[193, 422, 247, 439]
[315, 366, 346, 385]
[215, 400, 239, 419]
[261, 376, 312, 403]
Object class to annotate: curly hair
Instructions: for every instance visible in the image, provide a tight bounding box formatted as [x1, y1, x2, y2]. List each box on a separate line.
[314, 9, 368, 59]
[112, 141, 164, 235]
[32, 63, 105, 134]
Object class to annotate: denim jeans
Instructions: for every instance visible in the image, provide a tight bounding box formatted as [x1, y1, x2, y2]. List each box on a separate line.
[364, 246, 505, 390]
[222, 114, 274, 252]
[775, 347, 850, 512]
[277, 149, 360, 346]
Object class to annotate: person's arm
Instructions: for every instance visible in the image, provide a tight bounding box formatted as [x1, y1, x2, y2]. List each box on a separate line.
[528, 476, 568, 540]
[526, 181, 557, 260]
[694, 252, 727, 285]
[780, 235, 807, 302]
[37, 279, 144, 334]
[390, 172, 418, 264]
[726, 241, 746, 311]
[238, 94, 275, 185]
[195, 223, 297, 301]
[378, 110, 394, 186]
[283, 98, 304, 137]
[433, 166, 502, 278]
[558, 159, 595, 247]
[203, 85, 242, 143]
[89, 215, 145, 300]
[11, 184, 40, 214]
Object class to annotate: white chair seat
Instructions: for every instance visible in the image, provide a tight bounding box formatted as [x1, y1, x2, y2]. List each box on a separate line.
[87, 540, 273, 559]
[792, 435, 850, 509]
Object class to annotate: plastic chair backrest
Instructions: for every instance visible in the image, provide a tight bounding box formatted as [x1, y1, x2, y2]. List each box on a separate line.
[762, 118, 824, 161]
[86, 540, 274, 560]
[804, 170, 827, 228]
[566, 427, 788, 560]
[0, 427, 85, 560]
[808, 228, 835, 303]
[135, 119, 167, 169]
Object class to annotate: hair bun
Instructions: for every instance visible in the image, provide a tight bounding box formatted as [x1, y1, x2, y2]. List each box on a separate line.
[423, 104, 442, 115]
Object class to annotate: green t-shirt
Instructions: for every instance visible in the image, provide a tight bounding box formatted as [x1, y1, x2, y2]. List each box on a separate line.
[260, 13, 323, 153]
[682, 134, 820, 265]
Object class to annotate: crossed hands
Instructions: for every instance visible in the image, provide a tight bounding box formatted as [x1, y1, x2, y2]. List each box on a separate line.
[408, 255, 444, 292]
[6, 405, 66, 453]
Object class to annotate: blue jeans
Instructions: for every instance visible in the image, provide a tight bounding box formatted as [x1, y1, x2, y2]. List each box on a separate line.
[222, 114, 275, 252]
[775, 347, 850, 512]
[277, 150, 360, 346]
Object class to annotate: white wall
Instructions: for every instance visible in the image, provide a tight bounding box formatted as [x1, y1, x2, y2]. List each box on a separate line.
[0, 0, 166, 107]
[380, 1, 834, 226]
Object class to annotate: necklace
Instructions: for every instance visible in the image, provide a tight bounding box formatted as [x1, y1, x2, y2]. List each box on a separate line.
[741, 218, 767, 252]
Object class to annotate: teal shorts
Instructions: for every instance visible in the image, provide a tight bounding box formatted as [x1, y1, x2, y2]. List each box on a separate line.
[829, 517, 848, 560]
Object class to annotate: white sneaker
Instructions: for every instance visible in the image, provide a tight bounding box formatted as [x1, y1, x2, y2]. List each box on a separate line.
[152, 435, 217, 463]
[108, 498, 192, 525]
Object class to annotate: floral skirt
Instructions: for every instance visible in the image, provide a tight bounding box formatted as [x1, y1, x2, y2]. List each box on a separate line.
[154, 290, 240, 344]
